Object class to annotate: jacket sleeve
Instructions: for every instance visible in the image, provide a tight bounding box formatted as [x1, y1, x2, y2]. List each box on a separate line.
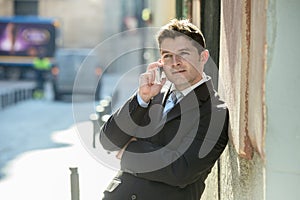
[120, 105, 229, 188]
[99, 94, 151, 151]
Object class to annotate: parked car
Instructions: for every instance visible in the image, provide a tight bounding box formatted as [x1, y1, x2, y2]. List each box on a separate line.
[51, 48, 102, 100]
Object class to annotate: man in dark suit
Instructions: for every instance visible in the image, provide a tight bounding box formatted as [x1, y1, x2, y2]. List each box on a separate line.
[100, 19, 229, 200]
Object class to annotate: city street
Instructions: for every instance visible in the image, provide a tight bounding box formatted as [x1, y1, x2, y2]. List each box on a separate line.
[0, 98, 118, 200]
[0, 22, 155, 199]
[0, 69, 140, 200]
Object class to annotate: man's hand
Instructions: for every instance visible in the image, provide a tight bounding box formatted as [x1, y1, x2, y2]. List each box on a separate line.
[138, 61, 166, 103]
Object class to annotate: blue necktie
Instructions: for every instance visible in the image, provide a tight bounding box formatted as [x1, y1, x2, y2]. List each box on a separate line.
[163, 91, 182, 116]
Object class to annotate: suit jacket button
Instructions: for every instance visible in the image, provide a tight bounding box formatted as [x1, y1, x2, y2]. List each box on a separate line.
[131, 194, 137, 200]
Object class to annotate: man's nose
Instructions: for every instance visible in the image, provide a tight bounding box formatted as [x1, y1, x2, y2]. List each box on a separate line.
[171, 55, 182, 66]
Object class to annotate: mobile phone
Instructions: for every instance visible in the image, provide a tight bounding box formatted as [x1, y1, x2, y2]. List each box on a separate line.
[154, 67, 164, 84]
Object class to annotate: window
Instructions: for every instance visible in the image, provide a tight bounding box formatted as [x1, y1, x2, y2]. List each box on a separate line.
[176, 0, 192, 19]
[14, 0, 38, 16]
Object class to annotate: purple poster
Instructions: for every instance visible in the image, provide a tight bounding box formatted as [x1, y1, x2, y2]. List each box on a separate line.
[0, 22, 55, 57]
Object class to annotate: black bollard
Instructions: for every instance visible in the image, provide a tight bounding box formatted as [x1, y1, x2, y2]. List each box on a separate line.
[99, 99, 110, 115]
[89, 113, 99, 148]
[95, 105, 105, 127]
[70, 167, 80, 200]
[103, 96, 112, 114]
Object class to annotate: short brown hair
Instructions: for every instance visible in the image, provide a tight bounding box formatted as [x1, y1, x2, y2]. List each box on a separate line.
[156, 19, 206, 53]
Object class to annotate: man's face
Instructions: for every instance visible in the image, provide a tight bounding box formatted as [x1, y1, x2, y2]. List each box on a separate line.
[160, 36, 204, 91]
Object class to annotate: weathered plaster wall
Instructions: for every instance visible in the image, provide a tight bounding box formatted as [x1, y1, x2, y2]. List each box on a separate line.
[216, 0, 300, 199]
[219, 144, 265, 200]
[201, 163, 218, 199]
[218, 0, 253, 159]
[216, 0, 267, 199]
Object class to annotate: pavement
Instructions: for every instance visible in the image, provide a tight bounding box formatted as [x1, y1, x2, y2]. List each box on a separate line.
[0, 121, 118, 200]
[0, 67, 142, 200]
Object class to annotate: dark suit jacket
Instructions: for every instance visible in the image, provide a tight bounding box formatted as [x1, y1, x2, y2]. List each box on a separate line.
[100, 79, 229, 200]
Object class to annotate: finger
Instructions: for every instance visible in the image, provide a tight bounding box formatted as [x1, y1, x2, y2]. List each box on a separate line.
[139, 72, 153, 87]
[147, 62, 160, 71]
[157, 59, 164, 68]
[145, 69, 156, 85]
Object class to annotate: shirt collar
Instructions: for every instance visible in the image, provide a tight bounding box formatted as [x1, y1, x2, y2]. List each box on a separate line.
[170, 73, 210, 100]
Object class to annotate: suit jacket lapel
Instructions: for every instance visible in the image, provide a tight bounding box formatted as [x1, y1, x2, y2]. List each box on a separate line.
[151, 90, 168, 106]
[163, 79, 213, 123]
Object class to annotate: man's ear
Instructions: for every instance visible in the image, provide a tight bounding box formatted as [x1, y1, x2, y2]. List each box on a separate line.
[200, 50, 210, 64]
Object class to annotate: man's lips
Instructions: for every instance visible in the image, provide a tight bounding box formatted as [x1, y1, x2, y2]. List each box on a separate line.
[172, 70, 186, 75]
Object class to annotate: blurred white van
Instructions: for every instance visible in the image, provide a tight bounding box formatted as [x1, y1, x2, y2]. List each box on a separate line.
[51, 48, 102, 101]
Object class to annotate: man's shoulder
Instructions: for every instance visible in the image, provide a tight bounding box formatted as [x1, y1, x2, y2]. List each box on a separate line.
[193, 80, 228, 108]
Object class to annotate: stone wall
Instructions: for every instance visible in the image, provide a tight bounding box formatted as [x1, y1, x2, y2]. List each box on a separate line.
[219, 144, 265, 200]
